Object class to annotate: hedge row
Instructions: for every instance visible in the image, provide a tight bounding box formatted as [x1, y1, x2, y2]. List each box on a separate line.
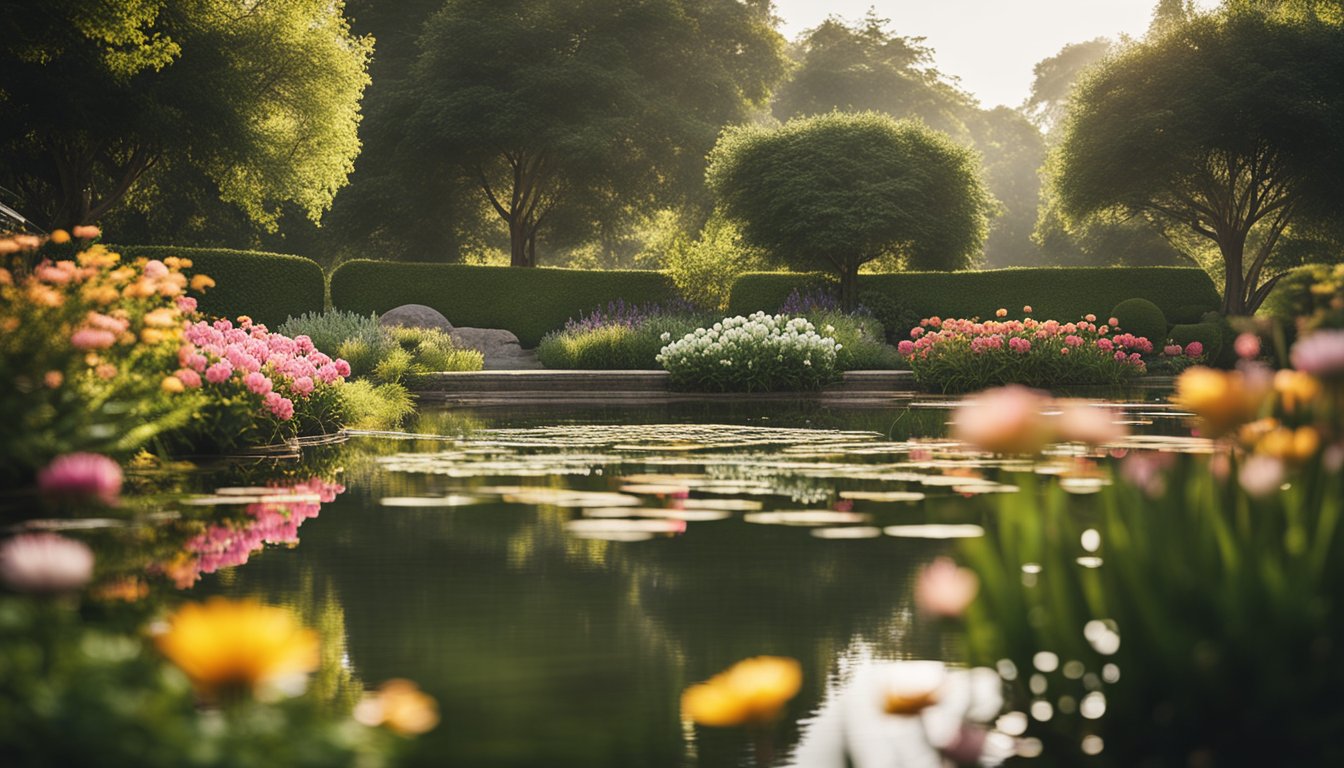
[329, 260, 678, 347]
[114, 245, 325, 327]
[728, 267, 1222, 324]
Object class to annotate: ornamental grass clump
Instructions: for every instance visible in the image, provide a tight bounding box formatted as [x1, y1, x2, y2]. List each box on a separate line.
[538, 299, 711, 369]
[657, 312, 842, 392]
[898, 307, 1161, 392]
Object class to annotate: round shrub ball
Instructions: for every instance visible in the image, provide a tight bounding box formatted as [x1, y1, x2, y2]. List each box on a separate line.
[1169, 304, 1218, 325]
[1169, 322, 1224, 363]
[1109, 298, 1167, 348]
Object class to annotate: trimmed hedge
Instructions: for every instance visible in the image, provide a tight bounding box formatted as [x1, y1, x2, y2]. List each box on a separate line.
[114, 246, 325, 327]
[728, 268, 1222, 328]
[329, 261, 678, 347]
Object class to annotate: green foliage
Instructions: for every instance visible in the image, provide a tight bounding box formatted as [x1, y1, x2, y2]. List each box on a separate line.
[0, 0, 371, 230]
[707, 111, 993, 309]
[279, 311, 382, 360]
[729, 268, 1221, 325]
[1169, 303, 1220, 325]
[806, 311, 903, 371]
[1169, 323, 1225, 362]
[383, 327, 483, 381]
[857, 290, 924, 345]
[537, 316, 705, 370]
[116, 246, 325, 328]
[657, 313, 842, 392]
[1109, 298, 1168, 346]
[329, 261, 678, 347]
[396, 0, 787, 266]
[339, 380, 416, 431]
[663, 214, 767, 311]
[1051, 7, 1344, 314]
[1022, 38, 1114, 134]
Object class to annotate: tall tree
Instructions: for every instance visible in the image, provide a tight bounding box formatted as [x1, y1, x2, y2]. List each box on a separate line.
[1020, 38, 1113, 135]
[707, 112, 992, 310]
[0, 0, 371, 232]
[403, 0, 786, 267]
[1052, 7, 1344, 314]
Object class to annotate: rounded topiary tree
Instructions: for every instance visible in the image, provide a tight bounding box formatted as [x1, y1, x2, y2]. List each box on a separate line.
[1110, 298, 1167, 347]
[707, 111, 993, 311]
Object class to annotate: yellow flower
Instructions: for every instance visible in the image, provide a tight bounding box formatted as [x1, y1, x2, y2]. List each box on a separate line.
[1273, 370, 1321, 413]
[143, 307, 179, 328]
[160, 375, 185, 393]
[49, 229, 71, 244]
[1256, 426, 1320, 464]
[155, 598, 320, 698]
[77, 245, 119, 268]
[354, 679, 440, 736]
[681, 656, 802, 727]
[1171, 367, 1266, 438]
[191, 274, 216, 292]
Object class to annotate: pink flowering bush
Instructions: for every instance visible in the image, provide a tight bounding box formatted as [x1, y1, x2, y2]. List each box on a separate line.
[164, 317, 353, 452]
[898, 308, 1156, 392]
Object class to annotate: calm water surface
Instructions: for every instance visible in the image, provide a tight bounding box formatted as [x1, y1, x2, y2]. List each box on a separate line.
[189, 396, 1178, 767]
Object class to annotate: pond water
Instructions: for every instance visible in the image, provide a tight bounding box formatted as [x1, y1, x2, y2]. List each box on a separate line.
[20, 393, 1197, 767]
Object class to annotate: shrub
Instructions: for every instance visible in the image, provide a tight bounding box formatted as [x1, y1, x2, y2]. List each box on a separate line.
[1110, 298, 1168, 347]
[728, 267, 1221, 324]
[0, 237, 205, 478]
[329, 261, 678, 346]
[339, 380, 416, 431]
[1168, 323, 1225, 364]
[115, 246, 324, 327]
[1169, 303, 1219, 325]
[807, 311, 903, 371]
[898, 309, 1153, 392]
[278, 310, 381, 358]
[537, 300, 711, 369]
[657, 313, 842, 392]
[857, 289, 923, 344]
[386, 327, 483, 377]
[663, 214, 766, 311]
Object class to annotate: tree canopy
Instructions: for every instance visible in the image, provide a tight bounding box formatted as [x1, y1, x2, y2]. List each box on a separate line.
[707, 112, 992, 310]
[398, 0, 786, 267]
[0, 0, 371, 232]
[1052, 6, 1344, 314]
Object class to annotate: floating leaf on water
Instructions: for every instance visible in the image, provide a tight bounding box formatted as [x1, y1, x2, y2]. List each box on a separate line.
[810, 526, 883, 540]
[569, 531, 656, 542]
[180, 495, 261, 506]
[839, 491, 926, 503]
[1059, 477, 1110, 495]
[952, 484, 1019, 496]
[744, 511, 871, 526]
[20, 518, 127, 531]
[213, 487, 278, 496]
[378, 495, 483, 508]
[564, 518, 686, 535]
[500, 490, 642, 508]
[918, 475, 997, 488]
[620, 483, 690, 496]
[883, 524, 985, 539]
[1076, 556, 1104, 568]
[583, 507, 670, 518]
[678, 498, 764, 512]
[619, 474, 707, 485]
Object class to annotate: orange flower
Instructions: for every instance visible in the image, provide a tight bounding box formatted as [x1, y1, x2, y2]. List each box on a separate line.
[190, 274, 216, 292]
[43, 371, 63, 388]
[72, 225, 101, 240]
[161, 375, 185, 393]
[681, 656, 802, 727]
[49, 229, 71, 244]
[355, 679, 440, 736]
[155, 598, 320, 698]
[1171, 367, 1268, 438]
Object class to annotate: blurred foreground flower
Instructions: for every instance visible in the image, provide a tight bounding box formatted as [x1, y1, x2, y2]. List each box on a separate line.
[0, 533, 94, 594]
[155, 597, 319, 699]
[1171, 366, 1269, 437]
[1290, 330, 1344, 378]
[354, 679, 440, 736]
[37, 452, 122, 505]
[682, 656, 802, 727]
[915, 557, 979, 618]
[952, 386, 1126, 454]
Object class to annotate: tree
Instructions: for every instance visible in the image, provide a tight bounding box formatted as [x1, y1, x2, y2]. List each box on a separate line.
[1020, 38, 1114, 135]
[772, 12, 973, 140]
[402, 0, 786, 267]
[1053, 7, 1344, 314]
[707, 112, 992, 310]
[0, 0, 371, 232]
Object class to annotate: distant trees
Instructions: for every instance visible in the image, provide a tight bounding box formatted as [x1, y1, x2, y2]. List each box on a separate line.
[707, 112, 991, 310]
[397, 0, 786, 267]
[1052, 6, 1344, 314]
[0, 0, 371, 232]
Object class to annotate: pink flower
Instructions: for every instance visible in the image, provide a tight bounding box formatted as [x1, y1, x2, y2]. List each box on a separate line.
[995, 308, 1008, 318]
[1108, 317, 1119, 327]
[1096, 338, 1114, 352]
[205, 361, 234, 384]
[265, 392, 295, 420]
[1290, 330, 1344, 377]
[1184, 341, 1204, 358]
[1055, 401, 1126, 445]
[1060, 348, 1070, 356]
[243, 371, 273, 395]
[1115, 350, 1128, 361]
[1008, 337, 1031, 354]
[910, 327, 925, 339]
[0, 533, 95, 594]
[70, 328, 116, 350]
[915, 557, 979, 617]
[176, 368, 202, 388]
[291, 376, 315, 396]
[143, 260, 169, 278]
[1085, 314, 1097, 323]
[176, 296, 198, 313]
[1235, 333, 1261, 360]
[72, 225, 101, 240]
[334, 359, 351, 378]
[1023, 305, 1033, 314]
[1065, 335, 1083, 347]
[1163, 344, 1183, 356]
[898, 340, 916, 355]
[951, 385, 1053, 454]
[37, 452, 122, 505]
[1239, 455, 1285, 497]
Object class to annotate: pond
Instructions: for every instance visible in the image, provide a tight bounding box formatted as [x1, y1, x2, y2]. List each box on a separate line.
[123, 393, 1190, 767]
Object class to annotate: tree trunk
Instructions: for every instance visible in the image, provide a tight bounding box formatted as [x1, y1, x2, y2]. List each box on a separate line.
[839, 263, 860, 313]
[509, 218, 531, 267]
[1218, 234, 1247, 316]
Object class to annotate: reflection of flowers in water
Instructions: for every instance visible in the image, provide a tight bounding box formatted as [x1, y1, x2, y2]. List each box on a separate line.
[166, 478, 344, 588]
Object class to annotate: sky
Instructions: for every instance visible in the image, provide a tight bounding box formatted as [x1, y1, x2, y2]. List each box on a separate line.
[772, 0, 1221, 109]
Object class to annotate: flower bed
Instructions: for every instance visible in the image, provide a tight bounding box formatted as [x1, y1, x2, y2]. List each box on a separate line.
[657, 312, 841, 391]
[897, 307, 1185, 392]
[538, 299, 711, 370]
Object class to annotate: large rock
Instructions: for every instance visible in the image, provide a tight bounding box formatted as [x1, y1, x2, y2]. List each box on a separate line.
[378, 304, 453, 333]
[450, 327, 542, 370]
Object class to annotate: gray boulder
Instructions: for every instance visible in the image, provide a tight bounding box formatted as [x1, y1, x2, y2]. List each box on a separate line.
[450, 327, 542, 370]
[378, 304, 453, 332]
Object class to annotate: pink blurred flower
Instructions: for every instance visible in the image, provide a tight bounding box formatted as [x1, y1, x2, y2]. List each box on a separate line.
[176, 368, 202, 388]
[1055, 401, 1126, 445]
[1235, 333, 1261, 360]
[1096, 338, 1114, 352]
[0, 534, 95, 594]
[1290, 330, 1344, 377]
[37, 452, 122, 504]
[1239, 454, 1285, 497]
[176, 296, 198, 313]
[898, 340, 916, 355]
[1022, 305, 1033, 314]
[70, 328, 116, 350]
[1008, 337, 1031, 354]
[951, 385, 1052, 454]
[143, 260, 168, 278]
[1185, 341, 1204, 358]
[72, 225, 101, 240]
[995, 308, 1007, 318]
[1163, 344, 1183, 356]
[1085, 314, 1097, 323]
[915, 557, 979, 617]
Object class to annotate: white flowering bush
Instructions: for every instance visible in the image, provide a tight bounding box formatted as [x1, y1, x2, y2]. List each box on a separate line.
[655, 312, 842, 391]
